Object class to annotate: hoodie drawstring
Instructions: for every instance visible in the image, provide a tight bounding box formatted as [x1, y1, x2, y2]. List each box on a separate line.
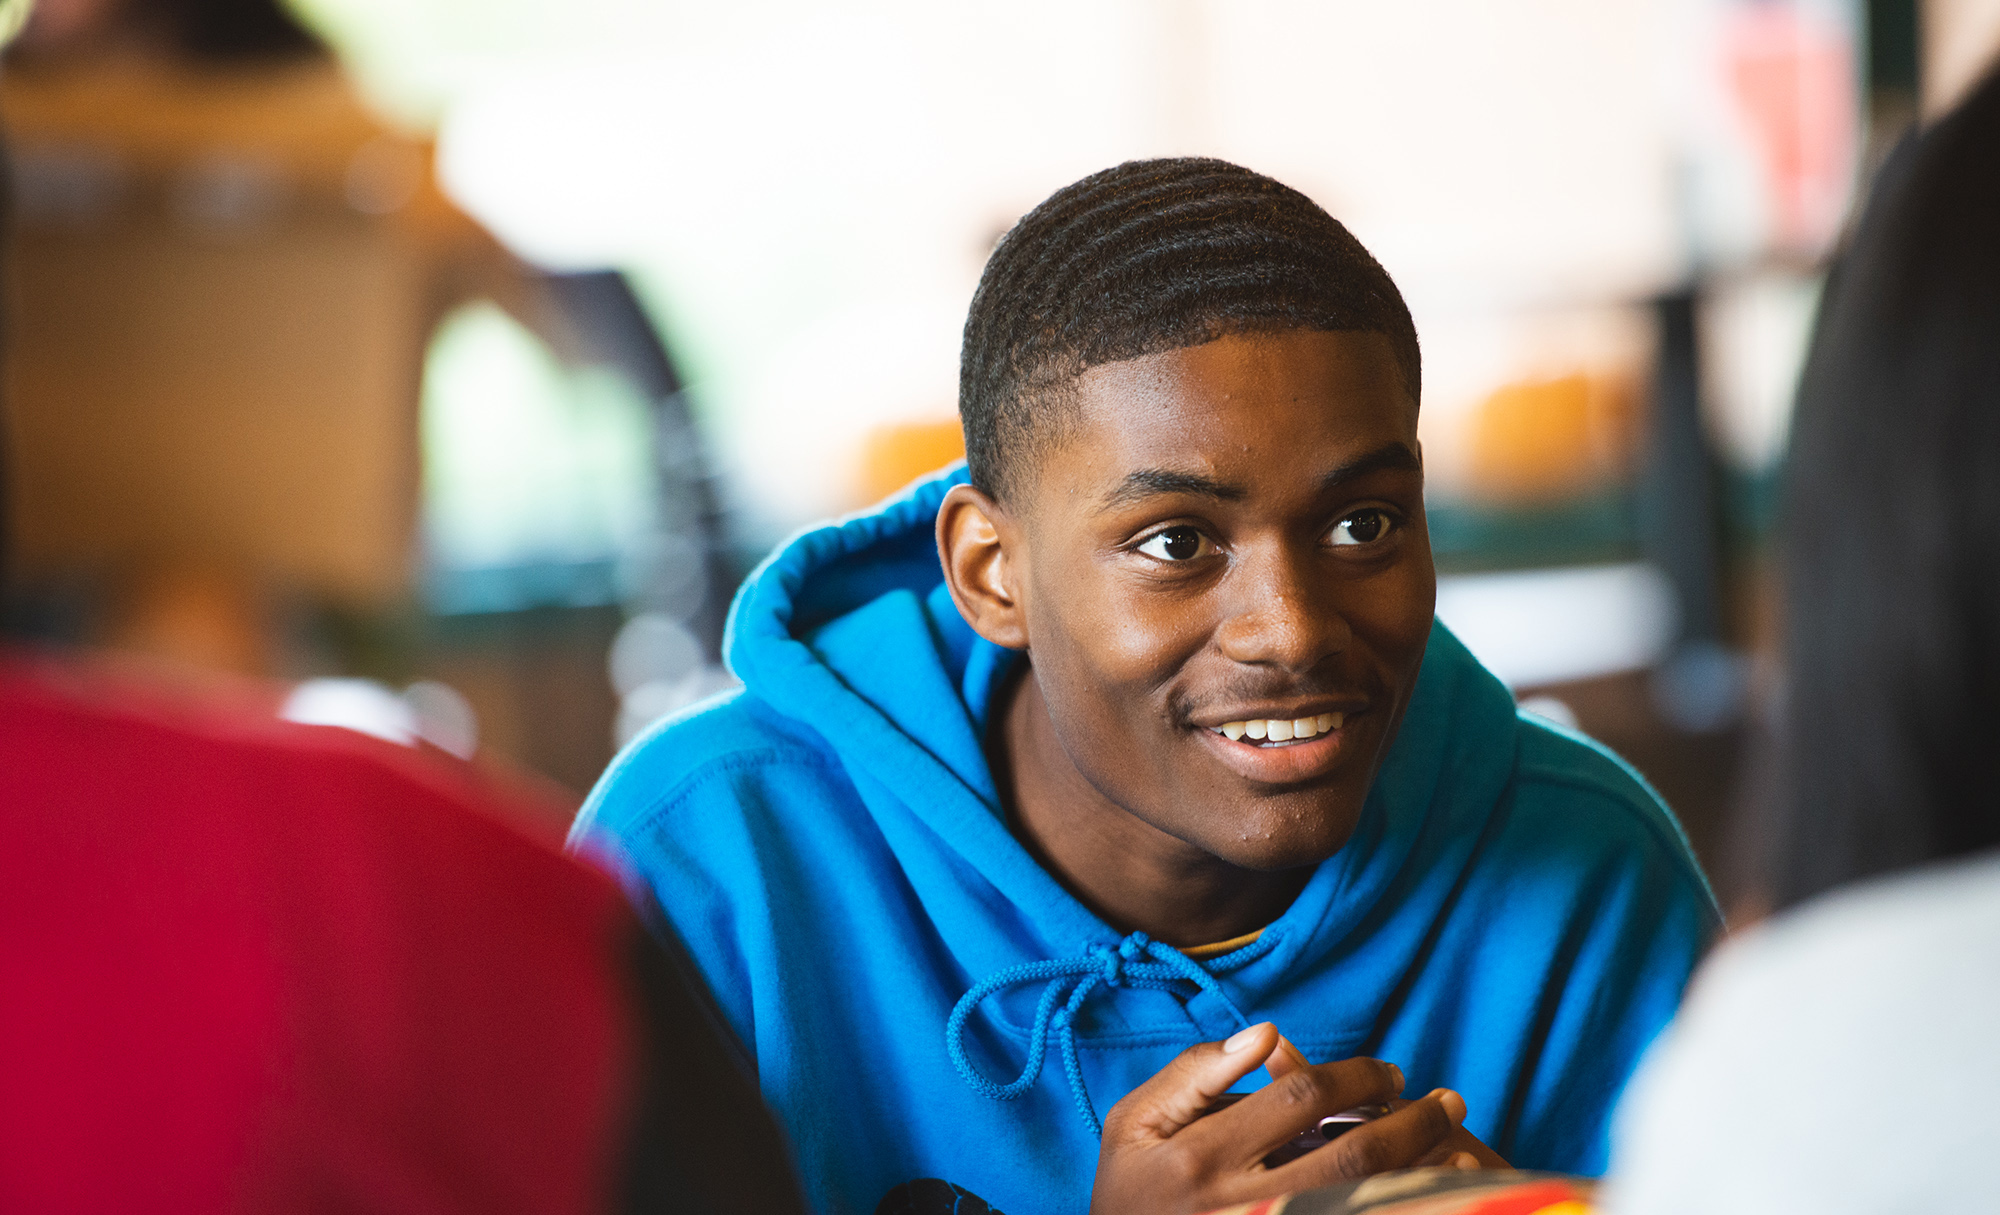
[945, 930, 1280, 1137]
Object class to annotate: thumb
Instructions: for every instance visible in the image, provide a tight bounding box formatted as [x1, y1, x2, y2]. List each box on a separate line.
[1103, 1023, 1280, 1145]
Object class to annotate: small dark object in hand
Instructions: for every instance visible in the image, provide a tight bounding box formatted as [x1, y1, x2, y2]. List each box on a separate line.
[1205, 1094, 1393, 1167]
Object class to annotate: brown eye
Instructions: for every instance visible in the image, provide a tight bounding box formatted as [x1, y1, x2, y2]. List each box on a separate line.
[1137, 526, 1215, 561]
[1331, 510, 1391, 547]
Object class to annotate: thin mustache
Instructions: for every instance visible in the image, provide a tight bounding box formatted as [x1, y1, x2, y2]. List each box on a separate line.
[1170, 681, 1371, 722]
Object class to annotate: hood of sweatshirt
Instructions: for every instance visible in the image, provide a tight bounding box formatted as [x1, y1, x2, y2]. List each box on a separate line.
[723, 464, 1521, 1121]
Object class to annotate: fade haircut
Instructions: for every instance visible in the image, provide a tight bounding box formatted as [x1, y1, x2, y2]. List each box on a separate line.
[959, 157, 1421, 503]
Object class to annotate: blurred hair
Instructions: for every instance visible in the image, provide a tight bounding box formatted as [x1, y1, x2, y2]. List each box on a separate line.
[1768, 70, 2000, 909]
[138, 0, 325, 60]
[958, 157, 1419, 503]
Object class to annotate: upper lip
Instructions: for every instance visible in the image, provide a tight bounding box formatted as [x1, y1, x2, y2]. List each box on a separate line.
[1190, 700, 1368, 729]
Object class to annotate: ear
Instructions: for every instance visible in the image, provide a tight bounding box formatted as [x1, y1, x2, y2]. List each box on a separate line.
[936, 483, 1030, 650]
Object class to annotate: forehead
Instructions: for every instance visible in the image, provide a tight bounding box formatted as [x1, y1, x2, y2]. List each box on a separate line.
[1042, 329, 1417, 504]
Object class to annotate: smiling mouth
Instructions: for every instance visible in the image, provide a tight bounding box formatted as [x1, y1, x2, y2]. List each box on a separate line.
[1207, 712, 1344, 746]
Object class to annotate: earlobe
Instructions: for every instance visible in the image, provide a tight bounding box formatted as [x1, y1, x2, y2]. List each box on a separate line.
[936, 484, 1031, 650]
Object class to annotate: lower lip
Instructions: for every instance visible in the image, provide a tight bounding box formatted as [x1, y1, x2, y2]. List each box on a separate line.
[1193, 720, 1355, 784]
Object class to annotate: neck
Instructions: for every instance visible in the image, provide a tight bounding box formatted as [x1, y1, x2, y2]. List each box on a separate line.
[989, 663, 1311, 948]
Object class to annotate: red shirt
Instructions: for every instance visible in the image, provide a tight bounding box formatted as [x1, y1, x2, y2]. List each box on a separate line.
[0, 653, 644, 1213]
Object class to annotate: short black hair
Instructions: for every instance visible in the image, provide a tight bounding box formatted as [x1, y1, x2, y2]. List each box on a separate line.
[959, 157, 1420, 503]
[1762, 70, 2000, 909]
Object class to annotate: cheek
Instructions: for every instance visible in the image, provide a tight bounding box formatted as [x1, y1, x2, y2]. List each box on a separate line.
[1344, 557, 1437, 670]
[1025, 563, 1210, 745]
[1033, 569, 1209, 695]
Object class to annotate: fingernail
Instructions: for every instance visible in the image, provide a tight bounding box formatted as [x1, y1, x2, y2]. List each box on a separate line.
[1429, 1088, 1467, 1125]
[1451, 1152, 1479, 1170]
[1387, 1063, 1405, 1094]
[1276, 1035, 1310, 1071]
[1224, 1023, 1270, 1054]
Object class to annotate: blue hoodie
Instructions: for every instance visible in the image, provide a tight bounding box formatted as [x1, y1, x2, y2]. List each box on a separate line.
[572, 466, 1719, 1215]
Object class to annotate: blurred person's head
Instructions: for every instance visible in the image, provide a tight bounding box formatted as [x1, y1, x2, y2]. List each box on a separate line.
[1766, 70, 2000, 910]
[14, 0, 322, 62]
[939, 158, 1434, 878]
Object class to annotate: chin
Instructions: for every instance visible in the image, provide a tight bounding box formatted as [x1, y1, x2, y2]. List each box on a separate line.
[1196, 816, 1356, 873]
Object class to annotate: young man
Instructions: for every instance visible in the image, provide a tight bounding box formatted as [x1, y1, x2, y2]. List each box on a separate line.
[573, 159, 1718, 1215]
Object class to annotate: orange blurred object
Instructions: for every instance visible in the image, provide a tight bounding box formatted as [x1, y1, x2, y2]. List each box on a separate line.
[104, 561, 272, 678]
[857, 418, 966, 505]
[1464, 372, 1639, 504]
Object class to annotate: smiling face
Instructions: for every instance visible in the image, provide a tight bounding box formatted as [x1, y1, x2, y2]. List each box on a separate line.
[980, 328, 1436, 873]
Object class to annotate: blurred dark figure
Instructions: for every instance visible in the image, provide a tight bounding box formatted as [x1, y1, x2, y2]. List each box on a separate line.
[1762, 61, 2000, 909]
[14, 0, 324, 61]
[2, 0, 672, 793]
[1604, 66, 2000, 1215]
[2, 0, 524, 679]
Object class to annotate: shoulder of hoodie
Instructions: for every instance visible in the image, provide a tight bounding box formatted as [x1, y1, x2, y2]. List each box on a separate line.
[1500, 707, 1720, 921]
[572, 684, 846, 849]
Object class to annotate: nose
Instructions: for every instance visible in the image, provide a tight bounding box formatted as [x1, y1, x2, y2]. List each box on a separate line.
[1213, 544, 1352, 671]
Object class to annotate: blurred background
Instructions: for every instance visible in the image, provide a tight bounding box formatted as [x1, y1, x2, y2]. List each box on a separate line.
[2, 0, 1989, 900]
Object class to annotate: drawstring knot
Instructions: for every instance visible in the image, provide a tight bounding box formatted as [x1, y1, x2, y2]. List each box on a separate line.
[944, 930, 1278, 1137]
[1095, 935, 1143, 983]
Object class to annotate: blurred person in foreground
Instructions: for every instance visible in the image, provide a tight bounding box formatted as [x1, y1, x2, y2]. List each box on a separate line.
[573, 158, 1719, 1215]
[0, 654, 803, 1214]
[1602, 65, 2000, 1215]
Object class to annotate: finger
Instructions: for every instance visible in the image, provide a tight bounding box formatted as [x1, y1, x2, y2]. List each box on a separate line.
[1183, 1057, 1404, 1171]
[1447, 1125, 1512, 1170]
[1407, 1092, 1474, 1168]
[1100, 1023, 1280, 1145]
[1415, 1125, 1513, 1172]
[1271, 1087, 1463, 1186]
[1262, 1033, 1312, 1079]
[1413, 1141, 1460, 1168]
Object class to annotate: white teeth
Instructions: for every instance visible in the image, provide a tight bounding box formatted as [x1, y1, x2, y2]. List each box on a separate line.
[1212, 713, 1347, 743]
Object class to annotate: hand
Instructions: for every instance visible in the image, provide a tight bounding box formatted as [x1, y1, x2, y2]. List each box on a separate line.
[1089, 1023, 1508, 1215]
[1260, 1035, 1510, 1173]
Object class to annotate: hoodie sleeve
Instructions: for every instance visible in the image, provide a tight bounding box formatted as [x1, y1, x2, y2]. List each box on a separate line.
[568, 697, 797, 1058]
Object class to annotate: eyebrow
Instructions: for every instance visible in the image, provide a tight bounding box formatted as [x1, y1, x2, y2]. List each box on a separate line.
[1316, 442, 1422, 488]
[1096, 442, 1421, 512]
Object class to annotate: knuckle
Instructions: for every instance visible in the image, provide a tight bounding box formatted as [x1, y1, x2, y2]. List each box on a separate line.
[1274, 1068, 1332, 1111]
[1099, 1104, 1133, 1139]
[1330, 1131, 1393, 1178]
